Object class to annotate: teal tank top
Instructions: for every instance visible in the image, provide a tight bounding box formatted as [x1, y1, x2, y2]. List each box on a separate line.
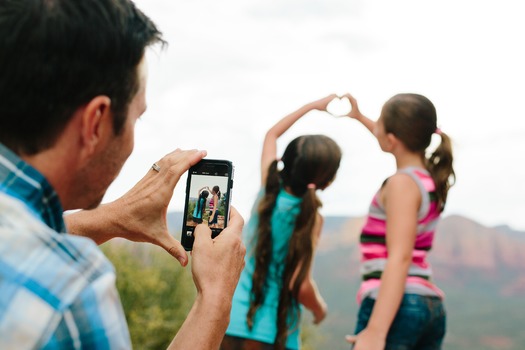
[226, 187, 303, 349]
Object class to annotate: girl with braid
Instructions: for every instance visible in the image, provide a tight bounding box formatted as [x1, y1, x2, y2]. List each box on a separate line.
[192, 187, 209, 224]
[221, 95, 342, 350]
[343, 93, 455, 350]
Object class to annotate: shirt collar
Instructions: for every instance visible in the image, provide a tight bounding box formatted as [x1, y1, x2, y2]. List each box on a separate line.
[0, 143, 66, 233]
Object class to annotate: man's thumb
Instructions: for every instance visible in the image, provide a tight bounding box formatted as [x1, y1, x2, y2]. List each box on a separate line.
[160, 234, 188, 266]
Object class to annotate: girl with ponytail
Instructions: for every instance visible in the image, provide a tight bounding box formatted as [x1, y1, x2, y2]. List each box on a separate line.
[343, 93, 455, 350]
[208, 185, 222, 228]
[221, 95, 342, 350]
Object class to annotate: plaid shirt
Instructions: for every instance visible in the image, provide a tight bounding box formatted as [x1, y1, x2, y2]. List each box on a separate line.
[0, 143, 131, 349]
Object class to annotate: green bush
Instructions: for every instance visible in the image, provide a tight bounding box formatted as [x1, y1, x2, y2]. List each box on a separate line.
[102, 241, 196, 350]
[101, 240, 321, 349]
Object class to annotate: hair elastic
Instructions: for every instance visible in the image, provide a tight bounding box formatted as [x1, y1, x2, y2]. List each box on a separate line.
[276, 158, 284, 171]
[434, 128, 442, 135]
[307, 183, 316, 190]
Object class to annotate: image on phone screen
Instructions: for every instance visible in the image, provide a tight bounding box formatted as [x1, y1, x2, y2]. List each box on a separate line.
[181, 160, 233, 250]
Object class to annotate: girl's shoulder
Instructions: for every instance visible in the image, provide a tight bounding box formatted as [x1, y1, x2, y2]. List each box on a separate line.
[383, 172, 421, 201]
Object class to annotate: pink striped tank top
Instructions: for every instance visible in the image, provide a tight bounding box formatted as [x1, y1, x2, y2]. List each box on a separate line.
[357, 167, 444, 303]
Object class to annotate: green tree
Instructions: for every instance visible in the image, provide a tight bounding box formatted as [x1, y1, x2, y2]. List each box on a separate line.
[102, 240, 321, 349]
[102, 241, 196, 350]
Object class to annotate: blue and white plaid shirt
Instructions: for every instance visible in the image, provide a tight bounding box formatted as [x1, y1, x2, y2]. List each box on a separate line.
[0, 143, 131, 349]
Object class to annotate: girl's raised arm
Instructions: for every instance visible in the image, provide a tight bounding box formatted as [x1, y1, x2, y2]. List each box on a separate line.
[343, 93, 377, 135]
[260, 94, 337, 185]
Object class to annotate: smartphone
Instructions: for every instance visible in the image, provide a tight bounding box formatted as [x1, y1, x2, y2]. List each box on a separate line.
[181, 159, 234, 251]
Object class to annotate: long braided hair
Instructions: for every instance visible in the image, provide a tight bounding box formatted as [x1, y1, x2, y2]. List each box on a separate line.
[246, 134, 342, 349]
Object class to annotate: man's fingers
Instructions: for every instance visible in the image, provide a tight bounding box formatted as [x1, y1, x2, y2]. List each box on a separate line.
[193, 223, 213, 246]
[146, 149, 207, 188]
[162, 149, 207, 189]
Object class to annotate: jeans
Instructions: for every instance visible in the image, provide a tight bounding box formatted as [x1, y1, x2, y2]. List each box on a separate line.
[354, 294, 446, 350]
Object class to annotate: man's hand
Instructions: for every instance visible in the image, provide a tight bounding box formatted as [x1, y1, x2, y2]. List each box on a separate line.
[191, 206, 246, 300]
[168, 207, 245, 350]
[66, 149, 206, 266]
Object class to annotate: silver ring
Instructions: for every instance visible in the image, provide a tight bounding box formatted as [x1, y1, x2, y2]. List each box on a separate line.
[151, 162, 161, 172]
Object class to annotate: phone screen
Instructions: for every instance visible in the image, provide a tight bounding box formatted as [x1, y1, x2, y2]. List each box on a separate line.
[181, 159, 233, 251]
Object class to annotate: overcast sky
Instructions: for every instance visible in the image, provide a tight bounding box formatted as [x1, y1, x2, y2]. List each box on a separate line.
[103, 0, 525, 231]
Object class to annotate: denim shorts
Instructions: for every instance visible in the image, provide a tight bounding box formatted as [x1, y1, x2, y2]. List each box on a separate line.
[354, 294, 446, 350]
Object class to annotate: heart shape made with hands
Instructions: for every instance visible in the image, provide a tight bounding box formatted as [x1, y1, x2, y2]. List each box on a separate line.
[326, 96, 351, 117]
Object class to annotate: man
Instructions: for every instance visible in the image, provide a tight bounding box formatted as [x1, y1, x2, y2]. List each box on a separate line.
[0, 0, 245, 349]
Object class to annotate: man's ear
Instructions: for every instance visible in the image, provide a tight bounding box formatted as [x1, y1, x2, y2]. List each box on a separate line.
[80, 96, 112, 156]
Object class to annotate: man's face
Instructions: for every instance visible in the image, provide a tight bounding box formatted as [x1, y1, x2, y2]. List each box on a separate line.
[76, 58, 148, 210]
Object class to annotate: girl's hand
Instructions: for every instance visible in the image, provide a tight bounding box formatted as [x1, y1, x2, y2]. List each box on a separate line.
[345, 328, 386, 350]
[309, 94, 338, 112]
[313, 299, 328, 324]
[342, 93, 364, 120]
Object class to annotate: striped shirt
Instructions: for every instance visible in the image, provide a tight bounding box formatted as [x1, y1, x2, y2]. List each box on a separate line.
[0, 143, 131, 349]
[357, 167, 444, 303]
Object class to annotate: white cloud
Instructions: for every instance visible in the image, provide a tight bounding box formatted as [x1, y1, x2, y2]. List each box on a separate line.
[103, 0, 525, 230]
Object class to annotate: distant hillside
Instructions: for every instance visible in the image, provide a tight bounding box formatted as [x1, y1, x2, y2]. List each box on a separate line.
[167, 213, 525, 350]
[310, 214, 525, 350]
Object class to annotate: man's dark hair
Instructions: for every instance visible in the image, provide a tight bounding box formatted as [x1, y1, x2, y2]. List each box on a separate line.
[0, 0, 165, 155]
